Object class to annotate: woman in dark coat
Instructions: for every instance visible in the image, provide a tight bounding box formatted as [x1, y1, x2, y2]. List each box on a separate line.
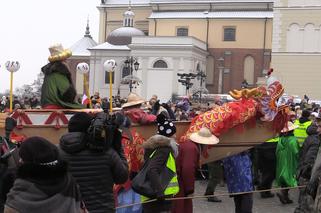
[4, 136, 83, 213]
[59, 112, 129, 213]
[141, 114, 178, 213]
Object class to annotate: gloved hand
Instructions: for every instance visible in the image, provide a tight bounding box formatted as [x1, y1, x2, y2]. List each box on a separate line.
[306, 177, 319, 199]
[156, 193, 165, 201]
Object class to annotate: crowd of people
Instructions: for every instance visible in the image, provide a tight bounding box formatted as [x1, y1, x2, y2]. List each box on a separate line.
[2, 91, 321, 213]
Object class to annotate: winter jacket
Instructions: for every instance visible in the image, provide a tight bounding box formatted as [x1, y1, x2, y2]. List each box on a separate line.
[297, 124, 320, 179]
[172, 140, 200, 213]
[223, 152, 254, 193]
[4, 161, 81, 213]
[59, 132, 129, 213]
[41, 61, 83, 109]
[142, 135, 178, 198]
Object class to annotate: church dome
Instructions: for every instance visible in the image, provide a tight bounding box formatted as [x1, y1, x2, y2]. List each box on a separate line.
[107, 27, 145, 45]
[106, 7, 145, 45]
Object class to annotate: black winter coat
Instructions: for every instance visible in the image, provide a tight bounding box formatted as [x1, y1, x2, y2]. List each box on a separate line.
[59, 132, 128, 213]
[297, 124, 320, 179]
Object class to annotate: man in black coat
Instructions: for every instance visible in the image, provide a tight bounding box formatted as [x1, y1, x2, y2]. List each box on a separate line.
[59, 112, 128, 213]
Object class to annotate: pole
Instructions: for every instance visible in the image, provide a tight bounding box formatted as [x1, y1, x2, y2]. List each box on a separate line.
[129, 58, 133, 92]
[109, 71, 113, 112]
[83, 75, 92, 108]
[9, 72, 13, 113]
[199, 74, 202, 104]
[218, 67, 223, 94]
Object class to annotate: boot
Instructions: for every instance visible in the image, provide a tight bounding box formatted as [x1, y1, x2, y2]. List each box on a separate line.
[276, 190, 288, 204]
[283, 190, 293, 204]
[260, 191, 275, 198]
[207, 196, 222, 203]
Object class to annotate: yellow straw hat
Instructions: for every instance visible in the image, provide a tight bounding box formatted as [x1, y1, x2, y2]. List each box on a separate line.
[48, 43, 72, 62]
[122, 92, 145, 108]
[189, 127, 219, 145]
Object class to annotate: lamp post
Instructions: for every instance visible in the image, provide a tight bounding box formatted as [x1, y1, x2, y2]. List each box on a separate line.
[124, 56, 140, 92]
[103, 59, 117, 113]
[5, 61, 20, 113]
[76, 62, 92, 108]
[217, 57, 225, 94]
[177, 73, 197, 95]
[195, 68, 207, 103]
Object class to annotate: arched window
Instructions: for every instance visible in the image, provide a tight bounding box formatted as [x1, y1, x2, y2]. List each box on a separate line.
[303, 23, 317, 52]
[153, 60, 168, 68]
[243, 56, 255, 85]
[122, 66, 130, 78]
[287, 23, 303, 52]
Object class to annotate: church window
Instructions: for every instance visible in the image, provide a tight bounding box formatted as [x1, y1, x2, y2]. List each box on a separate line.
[153, 60, 168, 68]
[224, 27, 236, 41]
[177, 27, 188, 36]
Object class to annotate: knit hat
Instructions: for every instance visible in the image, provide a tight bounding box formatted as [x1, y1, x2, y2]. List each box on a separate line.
[19, 137, 60, 166]
[68, 112, 93, 132]
[157, 114, 176, 137]
[302, 110, 311, 118]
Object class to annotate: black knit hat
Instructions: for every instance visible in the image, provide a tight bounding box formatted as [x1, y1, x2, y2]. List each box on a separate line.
[19, 136, 60, 166]
[68, 112, 93, 132]
[157, 114, 176, 137]
[302, 110, 311, 118]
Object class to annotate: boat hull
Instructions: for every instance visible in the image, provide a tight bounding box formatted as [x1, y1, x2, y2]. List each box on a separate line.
[0, 111, 275, 163]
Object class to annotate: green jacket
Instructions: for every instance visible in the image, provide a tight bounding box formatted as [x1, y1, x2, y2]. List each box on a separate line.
[41, 62, 84, 109]
[275, 135, 299, 187]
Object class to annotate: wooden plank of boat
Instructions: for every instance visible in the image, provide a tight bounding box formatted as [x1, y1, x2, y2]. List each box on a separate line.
[201, 121, 275, 164]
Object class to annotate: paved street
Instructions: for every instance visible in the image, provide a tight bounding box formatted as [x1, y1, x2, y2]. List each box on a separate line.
[193, 180, 298, 213]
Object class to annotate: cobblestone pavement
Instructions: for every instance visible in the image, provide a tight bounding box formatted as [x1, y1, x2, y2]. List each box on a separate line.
[193, 180, 298, 213]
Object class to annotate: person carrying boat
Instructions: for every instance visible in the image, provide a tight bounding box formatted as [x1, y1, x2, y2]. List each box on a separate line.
[294, 110, 312, 147]
[275, 121, 300, 204]
[139, 114, 179, 213]
[172, 127, 219, 213]
[40, 44, 84, 109]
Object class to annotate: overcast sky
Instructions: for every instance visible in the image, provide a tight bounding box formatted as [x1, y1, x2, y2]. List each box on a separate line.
[0, 0, 99, 93]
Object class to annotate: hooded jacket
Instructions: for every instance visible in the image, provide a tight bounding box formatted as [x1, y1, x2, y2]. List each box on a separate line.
[297, 124, 321, 179]
[142, 135, 178, 198]
[4, 161, 81, 213]
[59, 132, 128, 213]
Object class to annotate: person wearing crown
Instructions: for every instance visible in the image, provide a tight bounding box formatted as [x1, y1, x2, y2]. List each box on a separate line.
[40, 44, 84, 109]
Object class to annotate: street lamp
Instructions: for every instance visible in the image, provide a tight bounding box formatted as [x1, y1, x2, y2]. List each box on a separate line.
[104, 59, 117, 113]
[5, 61, 20, 113]
[195, 67, 207, 103]
[217, 57, 225, 94]
[76, 62, 92, 108]
[124, 56, 140, 92]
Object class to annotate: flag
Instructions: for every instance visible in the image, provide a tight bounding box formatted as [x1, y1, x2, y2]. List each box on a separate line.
[82, 94, 90, 105]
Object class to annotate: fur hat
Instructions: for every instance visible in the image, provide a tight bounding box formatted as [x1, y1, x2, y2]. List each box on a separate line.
[68, 112, 93, 133]
[156, 114, 176, 137]
[48, 43, 72, 62]
[19, 137, 60, 166]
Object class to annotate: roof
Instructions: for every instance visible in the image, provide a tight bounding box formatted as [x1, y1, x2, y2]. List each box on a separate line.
[107, 27, 145, 45]
[70, 37, 98, 56]
[150, 0, 273, 3]
[89, 42, 130, 51]
[149, 11, 273, 19]
[102, 0, 150, 6]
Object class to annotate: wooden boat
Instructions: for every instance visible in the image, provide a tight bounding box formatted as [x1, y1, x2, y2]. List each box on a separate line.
[0, 110, 275, 163]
